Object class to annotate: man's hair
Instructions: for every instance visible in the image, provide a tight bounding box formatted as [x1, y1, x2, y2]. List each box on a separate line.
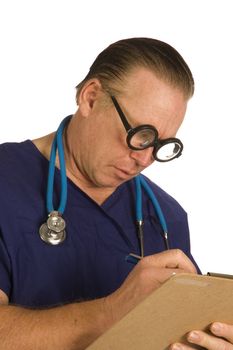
[76, 37, 194, 102]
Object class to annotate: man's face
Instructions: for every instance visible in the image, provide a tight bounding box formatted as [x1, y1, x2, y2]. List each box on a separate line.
[74, 67, 188, 190]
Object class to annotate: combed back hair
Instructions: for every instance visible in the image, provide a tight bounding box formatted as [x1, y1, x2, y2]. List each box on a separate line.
[75, 37, 194, 103]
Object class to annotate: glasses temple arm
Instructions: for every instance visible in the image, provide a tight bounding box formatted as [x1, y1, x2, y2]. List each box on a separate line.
[110, 96, 132, 132]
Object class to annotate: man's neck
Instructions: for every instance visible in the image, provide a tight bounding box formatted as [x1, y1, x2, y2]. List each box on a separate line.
[32, 133, 116, 206]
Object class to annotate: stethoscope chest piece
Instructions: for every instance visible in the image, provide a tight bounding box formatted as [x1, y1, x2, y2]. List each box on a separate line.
[47, 211, 66, 232]
[39, 211, 66, 245]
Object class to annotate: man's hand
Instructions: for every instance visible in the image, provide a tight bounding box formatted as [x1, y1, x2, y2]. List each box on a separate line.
[170, 323, 233, 349]
[105, 249, 197, 323]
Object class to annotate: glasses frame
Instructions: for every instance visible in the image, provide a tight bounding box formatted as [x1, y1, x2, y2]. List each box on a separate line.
[110, 95, 183, 162]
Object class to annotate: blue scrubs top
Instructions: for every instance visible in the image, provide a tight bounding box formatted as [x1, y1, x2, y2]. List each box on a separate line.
[0, 140, 199, 307]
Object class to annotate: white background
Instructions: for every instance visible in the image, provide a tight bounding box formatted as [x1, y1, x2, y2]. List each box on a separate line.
[0, 0, 232, 274]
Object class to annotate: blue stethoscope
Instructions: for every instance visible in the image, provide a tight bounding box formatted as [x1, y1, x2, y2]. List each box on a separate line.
[39, 116, 170, 263]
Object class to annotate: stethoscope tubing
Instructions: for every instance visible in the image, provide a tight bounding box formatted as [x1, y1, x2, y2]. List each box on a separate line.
[46, 116, 71, 214]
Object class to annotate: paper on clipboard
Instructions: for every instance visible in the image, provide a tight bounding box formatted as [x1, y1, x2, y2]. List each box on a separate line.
[87, 273, 233, 350]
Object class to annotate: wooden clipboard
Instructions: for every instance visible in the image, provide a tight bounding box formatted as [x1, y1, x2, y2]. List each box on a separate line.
[87, 273, 233, 350]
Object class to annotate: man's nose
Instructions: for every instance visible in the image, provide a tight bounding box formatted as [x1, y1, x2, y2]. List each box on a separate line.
[130, 147, 154, 167]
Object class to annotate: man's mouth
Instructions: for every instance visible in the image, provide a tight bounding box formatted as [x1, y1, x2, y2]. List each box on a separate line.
[115, 167, 138, 179]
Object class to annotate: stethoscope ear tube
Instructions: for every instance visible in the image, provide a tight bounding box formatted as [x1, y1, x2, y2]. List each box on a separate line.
[135, 176, 144, 257]
[135, 176, 143, 222]
[139, 175, 168, 233]
[134, 175, 170, 252]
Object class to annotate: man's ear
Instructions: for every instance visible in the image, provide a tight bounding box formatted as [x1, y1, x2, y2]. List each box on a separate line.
[78, 79, 103, 117]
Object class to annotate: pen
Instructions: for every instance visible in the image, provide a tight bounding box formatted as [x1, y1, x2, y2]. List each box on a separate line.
[126, 253, 142, 264]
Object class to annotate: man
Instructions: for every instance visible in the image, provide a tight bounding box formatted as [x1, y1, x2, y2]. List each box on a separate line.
[0, 37, 232, 349]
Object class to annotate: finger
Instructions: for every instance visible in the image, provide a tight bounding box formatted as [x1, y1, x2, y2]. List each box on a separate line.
[170, 343, 195, 349]
[142, 249, 197, 273]
[187, 330, 233, 349]
[210, 322, 233, 343]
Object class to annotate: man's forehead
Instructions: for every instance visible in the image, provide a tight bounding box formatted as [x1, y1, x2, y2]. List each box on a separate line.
[118, 67, 185, 107]
[122, 66, 161, 84]
[120, 67, 182, 100]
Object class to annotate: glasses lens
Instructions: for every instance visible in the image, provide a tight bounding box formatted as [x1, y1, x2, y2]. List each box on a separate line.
[129, 128, 156, 149]
[156, 141, 182, 161]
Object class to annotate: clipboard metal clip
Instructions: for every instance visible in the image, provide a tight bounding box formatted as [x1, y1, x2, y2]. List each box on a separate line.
[207, 272, 233, 279]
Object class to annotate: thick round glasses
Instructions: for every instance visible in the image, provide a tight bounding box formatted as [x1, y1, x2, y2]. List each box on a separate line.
[111, 96, 183, 162]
